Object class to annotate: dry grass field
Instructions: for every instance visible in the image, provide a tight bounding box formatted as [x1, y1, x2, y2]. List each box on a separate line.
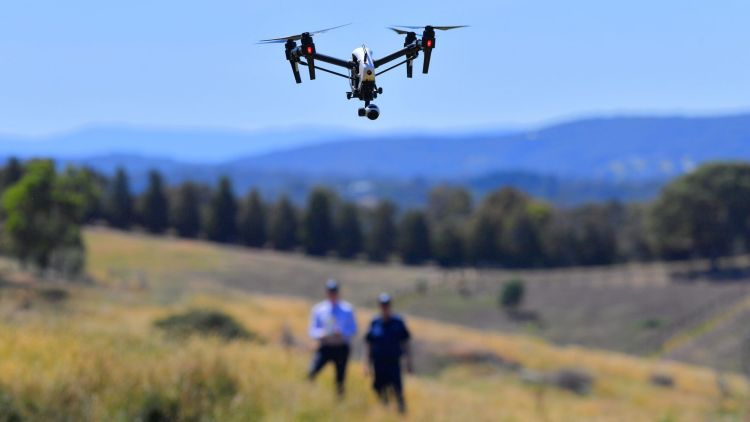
[86, 228, 750, 371]
[0, 256, 748, 421]
[0, 227, 740, 420]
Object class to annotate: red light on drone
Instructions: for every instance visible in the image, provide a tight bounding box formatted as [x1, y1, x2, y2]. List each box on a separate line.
[307, 46, 313, 55]
[426, 39, 433, 48]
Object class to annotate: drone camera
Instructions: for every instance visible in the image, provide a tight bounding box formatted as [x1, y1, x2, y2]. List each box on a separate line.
[365, 104, 380, 120]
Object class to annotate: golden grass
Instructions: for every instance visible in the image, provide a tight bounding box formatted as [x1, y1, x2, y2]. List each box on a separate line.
[0, 228, 731, 420]
[0, 279, 744, 422]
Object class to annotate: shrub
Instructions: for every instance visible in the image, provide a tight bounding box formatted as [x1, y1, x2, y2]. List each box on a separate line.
[0, 387, 21, 422]
[154, 309, 255, 341]
[499, 278, 525, 310]
[649, 373, 675, 388]
[551, 368, 594, 395]
[137, 392, 179, 422]
[36, 287, 69, 303]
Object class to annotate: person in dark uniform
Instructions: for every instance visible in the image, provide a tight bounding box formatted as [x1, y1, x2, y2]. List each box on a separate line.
[308, 279, 358, 397]
[364, 293, 413, 413]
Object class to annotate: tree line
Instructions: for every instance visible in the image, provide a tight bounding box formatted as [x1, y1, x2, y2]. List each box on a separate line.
[2, 158, 750, 274]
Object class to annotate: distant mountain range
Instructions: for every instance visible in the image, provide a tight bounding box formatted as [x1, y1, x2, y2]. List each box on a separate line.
[231, 114, 750, 180]
[0, 125, 369, 163]
[3, 113, 750, 206]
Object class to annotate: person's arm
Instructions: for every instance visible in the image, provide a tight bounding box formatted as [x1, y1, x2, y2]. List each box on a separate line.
[363, 322, 374, 376]
[308, 307, 325, 340]
[339, 306, 358, 341]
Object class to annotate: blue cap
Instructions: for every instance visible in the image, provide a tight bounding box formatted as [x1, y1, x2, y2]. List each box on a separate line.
[325, 279, 339, 291]
[378, 292, 392, 305]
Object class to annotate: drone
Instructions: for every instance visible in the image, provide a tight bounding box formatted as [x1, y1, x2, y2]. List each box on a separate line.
[259, 24, 467, 120]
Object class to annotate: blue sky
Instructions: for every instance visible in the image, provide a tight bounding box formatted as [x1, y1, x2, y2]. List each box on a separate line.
[1, 0, 748, 135]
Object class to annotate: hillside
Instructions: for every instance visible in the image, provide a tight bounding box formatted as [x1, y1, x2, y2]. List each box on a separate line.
[85, 228, 750, 372]
[0, 230, 746, 420]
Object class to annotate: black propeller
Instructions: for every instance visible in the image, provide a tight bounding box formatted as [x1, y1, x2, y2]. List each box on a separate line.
[389, 25, 467, 74]
[391, 25, 469, 31]
[388, 27, 414, 35]
[259, 24, 350, 83]
[258, 23, 351, 44]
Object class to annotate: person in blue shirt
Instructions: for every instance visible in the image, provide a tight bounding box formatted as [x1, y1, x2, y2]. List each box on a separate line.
[364, 293, 413, 413]
[307, 279, 358, 397]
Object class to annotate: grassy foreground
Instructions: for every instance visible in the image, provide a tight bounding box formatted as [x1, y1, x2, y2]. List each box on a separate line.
[0, 229, 745, 420]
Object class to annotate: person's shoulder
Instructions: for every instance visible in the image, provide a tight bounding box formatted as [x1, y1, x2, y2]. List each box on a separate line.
[312, 301, 329, 312]
[391, 313, 406, 322]
[339, 301, 356, 312]
[392, 314, 410, 327]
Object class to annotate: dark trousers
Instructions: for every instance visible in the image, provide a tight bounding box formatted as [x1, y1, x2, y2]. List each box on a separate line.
[373, 358, 405, 413]
[308, 344, 350, 395]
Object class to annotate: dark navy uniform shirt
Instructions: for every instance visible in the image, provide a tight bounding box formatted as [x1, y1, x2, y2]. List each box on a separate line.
[365, 315, 411, 361]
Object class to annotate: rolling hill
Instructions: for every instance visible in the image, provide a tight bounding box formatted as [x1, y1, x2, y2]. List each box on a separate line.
[0, 125, 363, 163]
[234, 114, 750, 180]
[0, 228, 745, 420]
[86, 228, 750, 373]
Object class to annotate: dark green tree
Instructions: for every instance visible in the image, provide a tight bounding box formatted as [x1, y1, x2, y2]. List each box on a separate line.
[205, 177, 238, 243]
[482, 187, 530, 216]
[650, 162, 750, 270]
[303, 188, 336, 256]
[59, 166, 107, 224]
[398, 210, 432, 265]
[617, 203, 654, 261]
[105, 167, 133, 230]
[539, 212, 578, 267]
[336, 202, 363, 259]
[0, 157, 23, 192]
[139, 170, 169, 234]
[467, 213, 498, 265]
[433, 224, 465, 268]
[366, 200, 397, 262]
[427, 185, 472, 224]
[501, 202, 551, 268]
[468, 187, 531, 266]
[269, 195, 298, 251]
[573, 204, 618, 266]
[238, 189, 267, 248]
[171, 182, 202, 238]
[1, 160, 85, 275]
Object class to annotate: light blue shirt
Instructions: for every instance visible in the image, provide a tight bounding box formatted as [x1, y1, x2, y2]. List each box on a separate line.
[308, 300, 358, 343]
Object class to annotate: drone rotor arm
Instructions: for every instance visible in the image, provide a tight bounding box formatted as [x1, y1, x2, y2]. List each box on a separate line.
[311, 52, 355, 70]
[373, 44, 421, 68]
[298, 60, 352, 79]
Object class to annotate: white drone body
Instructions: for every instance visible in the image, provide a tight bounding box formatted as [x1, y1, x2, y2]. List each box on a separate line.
[259, 24, 467, 120]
